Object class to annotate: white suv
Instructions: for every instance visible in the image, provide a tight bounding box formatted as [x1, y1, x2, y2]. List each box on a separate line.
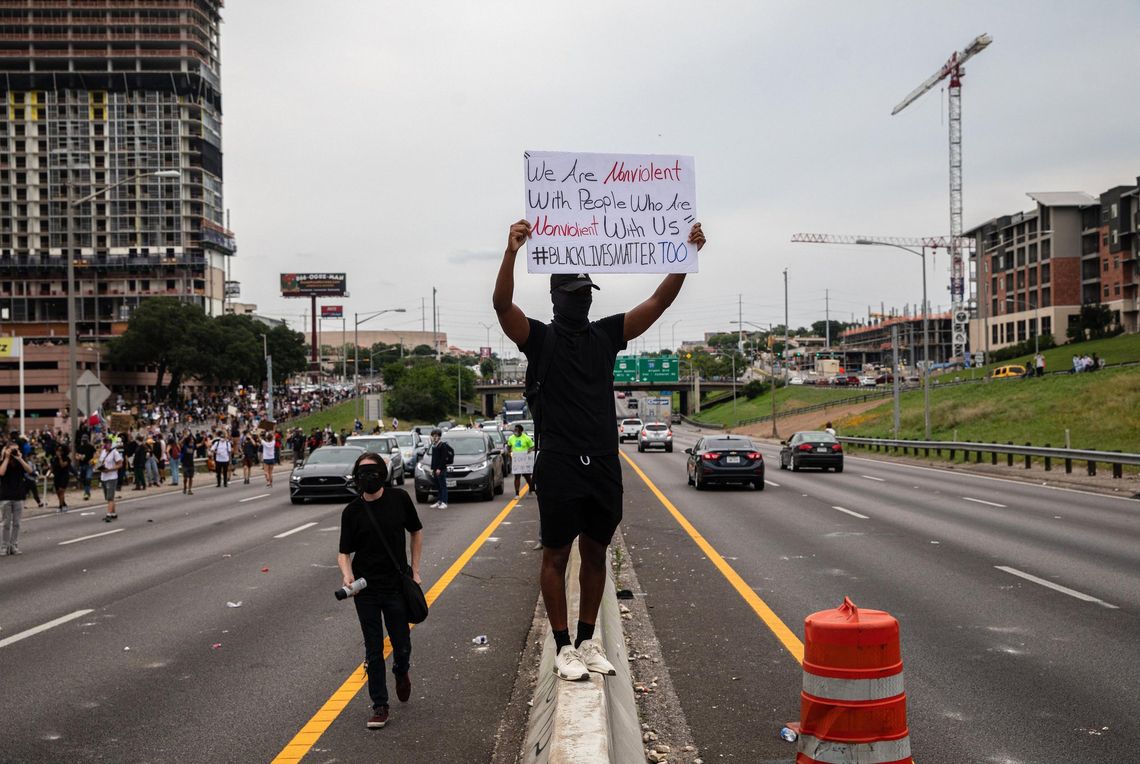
[618, 418, 644, 443]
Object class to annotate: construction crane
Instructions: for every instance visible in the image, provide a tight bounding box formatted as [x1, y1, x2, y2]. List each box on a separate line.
[891, 33, 993, 362]
[790, 233, 973, 250]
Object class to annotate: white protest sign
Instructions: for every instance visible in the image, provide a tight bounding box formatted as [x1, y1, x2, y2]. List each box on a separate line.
[511, 452, 535, 475]
[524, 150, 698, 275]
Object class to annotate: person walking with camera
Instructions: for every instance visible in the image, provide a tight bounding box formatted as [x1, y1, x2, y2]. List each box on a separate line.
[427, 429, 453, 509]
[493, 218, 705, 680]
[336, 452, 423, 729]
[1, 437, 33, 555]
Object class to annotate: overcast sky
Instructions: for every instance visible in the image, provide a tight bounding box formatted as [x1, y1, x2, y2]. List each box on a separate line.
[220, 0, 1139, 353]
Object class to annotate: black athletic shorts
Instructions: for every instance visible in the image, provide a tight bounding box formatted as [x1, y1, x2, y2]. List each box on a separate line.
[533, 451, 623, 548]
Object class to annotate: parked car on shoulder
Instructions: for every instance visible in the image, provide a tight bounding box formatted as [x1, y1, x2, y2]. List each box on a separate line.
[789, 376, 805, 385]
[684, 435, 764, 490]
[618, 418, 644, 443]
[858, 376, 877, 387]
[991, 364, 1027, 380]
[779, 431, 844, 472]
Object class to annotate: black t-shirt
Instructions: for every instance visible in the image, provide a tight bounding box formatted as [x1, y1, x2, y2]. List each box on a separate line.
[338, 489, 423, 591]
[77, 442, 95, 466]
[0, 454, 29, 500]
[519, 314, 627, 456]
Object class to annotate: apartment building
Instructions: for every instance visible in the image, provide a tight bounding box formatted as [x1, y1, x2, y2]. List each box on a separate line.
[838, 313, 954, 369]
[0, 0, 234, 344]
[967, 178, 1139, 355]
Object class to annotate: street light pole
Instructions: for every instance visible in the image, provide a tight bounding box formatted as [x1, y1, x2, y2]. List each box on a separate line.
[671, 319, 682, 352]
[353, 307, 407, 417]
[731, 319, 780, 438]
[857, 239, 932, 440]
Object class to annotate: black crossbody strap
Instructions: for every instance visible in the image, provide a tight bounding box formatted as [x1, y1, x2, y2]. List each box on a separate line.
[534, 323, 559, 391]
[359, 497, 406, 574]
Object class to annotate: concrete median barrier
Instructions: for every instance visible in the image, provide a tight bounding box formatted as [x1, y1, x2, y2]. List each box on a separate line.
[522, 541, 642, 764]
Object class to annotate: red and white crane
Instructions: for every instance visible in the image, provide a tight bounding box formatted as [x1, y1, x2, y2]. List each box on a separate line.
[891, 33, 993, 362]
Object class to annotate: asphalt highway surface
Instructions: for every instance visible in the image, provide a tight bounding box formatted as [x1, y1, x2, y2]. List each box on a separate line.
[2, 421, 1137, 763]
[620, 424, 1139, 763]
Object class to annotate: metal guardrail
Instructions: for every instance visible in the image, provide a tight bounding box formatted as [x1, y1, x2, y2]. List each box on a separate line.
[840, 436, 1140, 479]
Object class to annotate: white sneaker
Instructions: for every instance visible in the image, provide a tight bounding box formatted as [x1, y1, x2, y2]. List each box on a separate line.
[429, 502, 440, 509]
[553, 645, 589, 681]
[577, 639, 616, 675]
[437, 502, 448, 510]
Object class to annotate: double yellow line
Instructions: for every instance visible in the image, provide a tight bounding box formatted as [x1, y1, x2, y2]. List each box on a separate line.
[271, 493, 524, 762]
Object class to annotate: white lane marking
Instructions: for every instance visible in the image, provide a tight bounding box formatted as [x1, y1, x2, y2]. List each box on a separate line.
[832, 506, 869, 520]
[963, 496, 1007, 508]
[58, 528, 124, 546]
[861, 475, 886, 482]
[0, 609, 95, 649]
[765, 480, 781, 487]
[240, 493, 271, 503]
[845, 454, 1140, 503]
[274, 522, 318, 539]
[994, 566, 1118, 609]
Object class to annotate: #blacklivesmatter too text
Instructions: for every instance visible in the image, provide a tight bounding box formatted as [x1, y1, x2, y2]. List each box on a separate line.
[523, 151, 698, 274]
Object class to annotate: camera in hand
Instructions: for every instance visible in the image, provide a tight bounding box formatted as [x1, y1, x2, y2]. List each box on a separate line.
[335, 577, 367, 600]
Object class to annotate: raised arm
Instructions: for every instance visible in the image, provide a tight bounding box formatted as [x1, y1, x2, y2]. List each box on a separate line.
[624, 223, 705, 342]
[493, 219, 532, 347]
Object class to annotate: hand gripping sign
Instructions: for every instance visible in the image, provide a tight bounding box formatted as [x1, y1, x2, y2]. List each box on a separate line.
[524, 150, 698, 274]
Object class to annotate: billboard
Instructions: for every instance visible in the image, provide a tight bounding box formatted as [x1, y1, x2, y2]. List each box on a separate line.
[280, 273, 347, 298]
[321, 305, 344, 319]
[224, 280, 241, 298]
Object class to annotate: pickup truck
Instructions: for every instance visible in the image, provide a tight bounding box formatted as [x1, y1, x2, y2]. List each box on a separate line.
[618, 418, 644, 443]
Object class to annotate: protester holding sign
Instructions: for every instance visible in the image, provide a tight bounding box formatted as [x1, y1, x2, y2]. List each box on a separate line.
[494, 200, 705, 681]
[507, 424, 536, 499]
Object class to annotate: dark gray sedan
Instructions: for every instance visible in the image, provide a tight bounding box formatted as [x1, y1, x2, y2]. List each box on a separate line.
[414, 430, 505, 503]
[288, 446, 366, 504]
[779, 431, 844, 472]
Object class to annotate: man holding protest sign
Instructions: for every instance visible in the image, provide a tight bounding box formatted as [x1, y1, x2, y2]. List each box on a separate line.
[494, 150, 705, 680]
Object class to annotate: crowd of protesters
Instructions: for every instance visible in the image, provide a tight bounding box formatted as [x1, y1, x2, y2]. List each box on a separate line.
[0, 384, 358, 555]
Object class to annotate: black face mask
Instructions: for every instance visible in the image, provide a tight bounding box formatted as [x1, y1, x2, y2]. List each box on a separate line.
[357, 467, 385, 494]
[551, 289, 592, 330]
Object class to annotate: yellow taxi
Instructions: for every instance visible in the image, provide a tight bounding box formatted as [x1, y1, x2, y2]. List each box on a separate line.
[991, 364, 1027, 380]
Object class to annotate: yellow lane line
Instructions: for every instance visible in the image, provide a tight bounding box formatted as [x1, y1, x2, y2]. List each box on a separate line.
[619, 452, 804, 664]
[271, 490, 527, 763]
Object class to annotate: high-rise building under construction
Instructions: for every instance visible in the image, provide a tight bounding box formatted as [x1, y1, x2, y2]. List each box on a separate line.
[0, 0, 234, 341]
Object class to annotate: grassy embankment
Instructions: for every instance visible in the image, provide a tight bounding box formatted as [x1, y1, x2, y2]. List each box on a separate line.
[698, 333, 1140, 454]
[690, 385, 883, 428]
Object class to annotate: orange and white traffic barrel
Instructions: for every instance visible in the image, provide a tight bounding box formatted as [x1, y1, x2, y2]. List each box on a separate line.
[796, 597, 912, 764]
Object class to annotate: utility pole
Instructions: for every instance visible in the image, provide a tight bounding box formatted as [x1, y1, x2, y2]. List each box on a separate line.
[421, 297, 426, 332]
[825, 289, 830, 350]
[783, 268, 789, 379]
[432, 287, 439, 360]
[737, 293, 743, 354]
[891, 324, 901, 437]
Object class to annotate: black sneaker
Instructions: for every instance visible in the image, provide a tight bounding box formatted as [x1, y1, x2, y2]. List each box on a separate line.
[367, 705, 389, 729]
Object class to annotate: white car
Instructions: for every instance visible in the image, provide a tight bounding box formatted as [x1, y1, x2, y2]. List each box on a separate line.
[618, 418, 644, 443]
[858, 376, 877, 387]
[789, 376, 805, 386]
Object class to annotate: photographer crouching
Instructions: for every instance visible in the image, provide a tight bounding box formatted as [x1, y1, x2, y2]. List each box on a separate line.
[336, 452, 423, 730]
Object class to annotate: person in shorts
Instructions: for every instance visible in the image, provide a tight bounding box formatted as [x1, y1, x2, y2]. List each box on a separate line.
[493, 218, 706, 680]
[261, 429, 278, 487]
[507, 424, 535, 498]
[95, 438, 124, 522]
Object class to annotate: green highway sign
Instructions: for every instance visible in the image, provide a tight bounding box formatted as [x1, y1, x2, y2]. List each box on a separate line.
[613, 356, 638, 382]
[638, 355, 679, 383]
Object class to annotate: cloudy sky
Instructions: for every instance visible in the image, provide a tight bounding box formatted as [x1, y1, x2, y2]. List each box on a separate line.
[220, 0, 1139, 353]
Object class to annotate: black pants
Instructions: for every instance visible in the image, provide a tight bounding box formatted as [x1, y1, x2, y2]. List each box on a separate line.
[215, 461, 230, 486]
[353, 587, 411, 709]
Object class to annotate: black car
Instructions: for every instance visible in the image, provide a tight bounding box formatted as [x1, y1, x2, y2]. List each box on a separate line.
[289, 445, 366, 504]
[414, 430, 505, 503]
[779, 431, 844, 472]
[684, 435, 764, 490]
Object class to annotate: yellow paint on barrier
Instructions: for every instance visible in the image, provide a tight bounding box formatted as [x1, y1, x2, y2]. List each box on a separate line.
[619, 452, 805, 664]
[270, 489, 528, 763]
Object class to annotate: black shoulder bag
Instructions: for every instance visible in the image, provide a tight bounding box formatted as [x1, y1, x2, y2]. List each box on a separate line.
[523, 324, 559, 448]
[360, 501, 429, 624]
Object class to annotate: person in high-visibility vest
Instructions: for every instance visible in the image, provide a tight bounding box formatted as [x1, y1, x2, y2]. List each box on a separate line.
[507, 424, 535, 498]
